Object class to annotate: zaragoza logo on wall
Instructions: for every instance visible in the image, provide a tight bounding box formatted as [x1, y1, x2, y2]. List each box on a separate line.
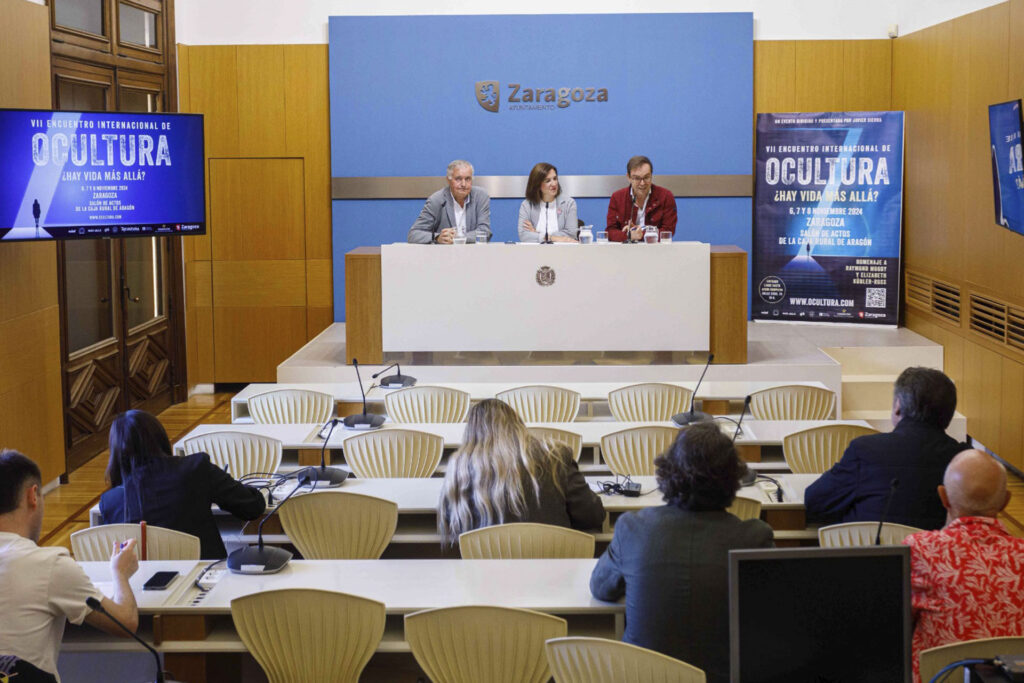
[475, 80, 609, 113]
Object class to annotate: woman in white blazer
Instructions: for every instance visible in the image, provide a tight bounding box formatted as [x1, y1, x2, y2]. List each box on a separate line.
[518, 162, 579, 242]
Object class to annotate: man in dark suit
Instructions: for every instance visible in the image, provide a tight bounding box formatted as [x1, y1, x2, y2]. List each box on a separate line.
[805, 366, 969, 530]
[590, 422, 773, 683]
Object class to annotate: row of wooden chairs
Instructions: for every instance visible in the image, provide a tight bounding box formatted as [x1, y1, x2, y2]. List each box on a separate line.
[181, 421, 874, 480]
[231, 597, 707, 683]
[248, 383, 838, 425]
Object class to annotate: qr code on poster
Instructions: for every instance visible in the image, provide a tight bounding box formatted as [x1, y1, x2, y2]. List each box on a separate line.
[866, 288, 886, 308]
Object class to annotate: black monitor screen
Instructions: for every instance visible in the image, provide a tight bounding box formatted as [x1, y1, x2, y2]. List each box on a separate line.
[729, 546, 911, 683]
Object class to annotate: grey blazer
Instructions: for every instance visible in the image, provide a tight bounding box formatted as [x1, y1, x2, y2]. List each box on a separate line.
[590, 505, 774, 683]
[517, 196, 579, 242]
[408, 186, 492, 244]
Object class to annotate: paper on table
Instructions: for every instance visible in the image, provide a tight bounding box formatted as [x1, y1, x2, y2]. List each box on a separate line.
[92, 581, 115, 599]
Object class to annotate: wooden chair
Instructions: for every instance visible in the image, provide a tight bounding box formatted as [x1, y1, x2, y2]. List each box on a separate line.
[527, 426, 583, 462]
[545, 637, 706, 683]
[748, 385, 837, 420]
[726, 496, 763, 521]
[247, 388, 333, 424]
[919, 636, 1024, 683]
[405, 605, 567, 683]
[608, 383, 693, 421]
[231, 588, 385, 683]
[600, 425, 679, 476]
[341, 428, 442, 478]
[385, 386, 470, 423]
[817, 521, 922, 547]
[277, 491, 397, 559]
[459, 523, 596, 559]
[496, 385, 581, 422]
[71, 524, 199, 561]
[782, 424, 878, 473]
[181, 431, 283, 479]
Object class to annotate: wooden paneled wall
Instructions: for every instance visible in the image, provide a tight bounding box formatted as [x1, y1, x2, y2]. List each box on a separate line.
[177, 44, 332, 384]
[893, 0, 1024, 469]
[0, 0, 65, 483]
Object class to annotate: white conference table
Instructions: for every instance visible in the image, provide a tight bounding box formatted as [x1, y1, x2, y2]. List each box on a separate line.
[381, 242, 710, 352]
[61, 558, 620, 676]
[229, 380, 830, 422]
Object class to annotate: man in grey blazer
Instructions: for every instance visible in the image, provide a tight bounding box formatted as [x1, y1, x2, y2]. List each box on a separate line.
[408, 160, 492, 244]
[590, 422, 774, 683]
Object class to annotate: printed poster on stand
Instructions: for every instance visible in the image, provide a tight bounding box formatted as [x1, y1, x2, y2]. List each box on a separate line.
[752, 111, 904, 325]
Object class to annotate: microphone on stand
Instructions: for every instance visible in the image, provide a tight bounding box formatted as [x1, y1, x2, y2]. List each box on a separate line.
[732, 395, 752, 443]
[542, 202, 552, 244]
[85, 597, 178, 683]
[875, 478, 900, 545]
[672, 353, 715, 426]
[342, 358, 386, 430]
[371, 362, 417, 388]
[226, 468, 317, 574]
[301, 418, 349, 488]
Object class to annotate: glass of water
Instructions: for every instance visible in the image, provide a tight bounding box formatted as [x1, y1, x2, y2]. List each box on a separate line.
[452, 234, 467, 245]
[660, 231, 672, 244]
[476, 233, 488, 244]
[596, 231, 609, 243]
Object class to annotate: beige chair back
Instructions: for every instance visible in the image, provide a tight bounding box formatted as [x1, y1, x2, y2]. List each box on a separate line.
[527, 426, 583, 462]
[545, 637, 706, 683]
[726, 496, 763, 521]
[406, 605, 567, 683]
[182, 431, 283, 479]
[817, 521, 923, 547]
[600, 425, 679, 476]
[782, 423, 878, 474]
[496, 385, 581, 422]
[748, 385, 837, 420]
[919, 637, 1024, 683]
[71, 524, 200, 561]
[278, 491, 397, 559]
[247, 388, 334, 424]
[608, 383, 694, 421]
[385, 385, 470, 423]
[232, 588, 385, 683]
[459, 523, 596, 559]
[342, 428, 443, 478]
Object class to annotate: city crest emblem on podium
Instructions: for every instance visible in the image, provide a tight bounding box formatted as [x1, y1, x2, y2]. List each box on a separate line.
[475, 81, 500, 112]
[536, 266, 556, 287]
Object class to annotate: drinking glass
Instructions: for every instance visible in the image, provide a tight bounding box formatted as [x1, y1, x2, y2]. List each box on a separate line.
[596, 231, 609, 243]
[660, 231, 673, 244]
[476, 233, 488, 244]
[452, 235, 467, 245]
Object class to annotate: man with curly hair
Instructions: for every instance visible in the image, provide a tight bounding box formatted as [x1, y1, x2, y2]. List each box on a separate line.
[590, 422, 773, 683]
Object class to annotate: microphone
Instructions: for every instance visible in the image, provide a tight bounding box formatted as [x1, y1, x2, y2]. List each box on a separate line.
[732, 395, 751, 443]
[227, 469, 316, 574]
[672, 353, 715, 426]
[542, 202, 552, 244]
[875, 478, 900, 545]
[301, 418, 349, 488]
[343, 358, 386, 430]
[86, 596, 174, 682]
[371, 362, 417, 388]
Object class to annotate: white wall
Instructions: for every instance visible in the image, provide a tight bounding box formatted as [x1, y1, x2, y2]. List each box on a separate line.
[175, 0, 1006, 45]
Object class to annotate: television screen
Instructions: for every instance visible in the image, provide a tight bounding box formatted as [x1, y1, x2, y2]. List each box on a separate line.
[0, 109, 205, 242]
[989, 99, 1024, 236]
[729, 546, 911, 683]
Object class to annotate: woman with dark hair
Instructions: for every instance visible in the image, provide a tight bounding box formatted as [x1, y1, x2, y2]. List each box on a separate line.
[517, 162, 579, 242]
[99, 410, 266, 559]
[438, 399, 605, 546]
[590, 422, 773, 683]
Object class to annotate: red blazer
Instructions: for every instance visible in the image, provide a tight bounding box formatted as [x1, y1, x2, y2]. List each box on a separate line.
[605, 184, 678, 242]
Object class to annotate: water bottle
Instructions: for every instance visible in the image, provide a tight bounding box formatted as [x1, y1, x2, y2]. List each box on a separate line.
[578, 225, 594, 244]
[643, 225, 659, 244]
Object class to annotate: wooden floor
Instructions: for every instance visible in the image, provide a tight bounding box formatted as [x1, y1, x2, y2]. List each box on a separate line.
[40, 393, 1024, 550]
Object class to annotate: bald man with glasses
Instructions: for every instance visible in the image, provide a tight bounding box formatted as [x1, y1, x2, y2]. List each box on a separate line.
[606, 155, 677, 242]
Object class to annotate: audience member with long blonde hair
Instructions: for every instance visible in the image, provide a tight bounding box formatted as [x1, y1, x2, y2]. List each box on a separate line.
[439, 399, 605, 545]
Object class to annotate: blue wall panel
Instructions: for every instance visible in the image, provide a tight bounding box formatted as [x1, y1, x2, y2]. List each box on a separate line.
[329, 13, 753, 320]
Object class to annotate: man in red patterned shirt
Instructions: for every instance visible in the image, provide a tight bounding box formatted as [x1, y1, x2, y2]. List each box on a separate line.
[903, 449, 1024, 681]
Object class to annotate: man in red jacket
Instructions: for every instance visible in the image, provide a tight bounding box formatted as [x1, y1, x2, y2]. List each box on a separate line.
[606, 155, 678, 242]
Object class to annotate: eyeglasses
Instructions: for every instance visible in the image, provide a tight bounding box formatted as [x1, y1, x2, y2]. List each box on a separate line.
[629, 175, 652, 183]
